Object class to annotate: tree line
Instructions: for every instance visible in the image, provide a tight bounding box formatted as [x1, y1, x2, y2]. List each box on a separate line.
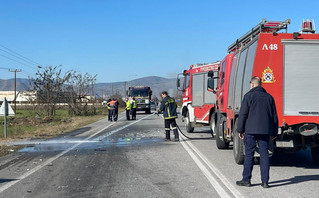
[30, 65, 115, 117]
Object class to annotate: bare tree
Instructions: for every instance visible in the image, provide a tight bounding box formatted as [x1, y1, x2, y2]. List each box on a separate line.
[32, 65, 71, 117]
[66, 72, 96, 116]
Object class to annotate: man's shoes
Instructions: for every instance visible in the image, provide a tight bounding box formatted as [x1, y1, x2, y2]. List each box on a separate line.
[174, 138, 179, 142]
[261, 182, 269, 188]
[236, 180, 251, 187]
[164, 138, 171, 141]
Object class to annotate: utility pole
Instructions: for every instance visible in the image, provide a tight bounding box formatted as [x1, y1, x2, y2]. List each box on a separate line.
[9, 69, 22, 113]
[91, 74, 97, 109]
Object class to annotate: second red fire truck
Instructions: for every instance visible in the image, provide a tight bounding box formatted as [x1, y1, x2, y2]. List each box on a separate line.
[177, 63, 219, 133]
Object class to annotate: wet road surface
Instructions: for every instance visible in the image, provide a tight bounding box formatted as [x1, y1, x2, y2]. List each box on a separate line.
[0, 111, 318, 198]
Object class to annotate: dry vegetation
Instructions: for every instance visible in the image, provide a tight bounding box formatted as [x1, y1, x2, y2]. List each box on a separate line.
[0, 108, 109, 156]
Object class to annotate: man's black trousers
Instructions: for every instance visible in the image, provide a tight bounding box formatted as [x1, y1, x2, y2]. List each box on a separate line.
[164, 118, 179, 140]
[243, 133, 270, 183]
[126, 110, 130, 120]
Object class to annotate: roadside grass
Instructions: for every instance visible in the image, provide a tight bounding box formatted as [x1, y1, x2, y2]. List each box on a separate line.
[0, 107, 113, 156]
[0, 108, 108, 140]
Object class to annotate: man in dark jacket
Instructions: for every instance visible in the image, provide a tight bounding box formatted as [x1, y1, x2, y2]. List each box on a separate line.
[158, 91, 179, 141]
[236, 76, 278, 188]
[114, 98, 119, 121]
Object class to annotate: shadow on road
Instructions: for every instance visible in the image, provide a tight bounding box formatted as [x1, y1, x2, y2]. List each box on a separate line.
[269, 174, 319, 187]
[0, 179, 18, 184]
[270, 148, 319, 169]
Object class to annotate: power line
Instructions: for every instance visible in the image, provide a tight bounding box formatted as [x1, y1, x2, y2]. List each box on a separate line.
[0, 53, 38, 70]
[0, 44, 42, 66]
[0, 48, 39, 67]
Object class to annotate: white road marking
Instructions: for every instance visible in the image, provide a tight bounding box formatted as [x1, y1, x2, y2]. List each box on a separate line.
[157, 113, 243, 197]
[180, 140, 231, 198]
[181, 136, 244, 198]
[0, 113, 154, 193]
[159, 114, 240, 197]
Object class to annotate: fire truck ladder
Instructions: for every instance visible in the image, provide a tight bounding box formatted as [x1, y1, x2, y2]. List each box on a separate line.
[228, 18, 291, 53]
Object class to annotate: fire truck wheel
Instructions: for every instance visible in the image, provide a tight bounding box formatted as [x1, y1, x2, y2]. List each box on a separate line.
[210, 113, 216, 137]
[216, 114, 229, 149]
[311, 147, 319, 165]
[233, 119, 245, 164]
[185, 111, 194, 133]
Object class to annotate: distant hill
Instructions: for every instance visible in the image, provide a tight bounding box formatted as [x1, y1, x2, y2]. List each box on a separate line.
[0, 78, 32, 91]
[0, 76, 179, 99]
[94, 76, 178, 99]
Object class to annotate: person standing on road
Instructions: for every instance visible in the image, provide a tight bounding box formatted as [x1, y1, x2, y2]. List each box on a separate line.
[107, 99, 111, 121]
[114, 98, 119, 121]
[109, 98, 116, 122]
[236, 76, 278, 188]
[158, 91, 179, 141]
[131, 97, 137, 120]
[125, 97, 131, 120]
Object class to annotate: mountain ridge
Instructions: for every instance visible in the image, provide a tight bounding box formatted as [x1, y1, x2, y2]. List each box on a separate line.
[0, 76, 178, 99]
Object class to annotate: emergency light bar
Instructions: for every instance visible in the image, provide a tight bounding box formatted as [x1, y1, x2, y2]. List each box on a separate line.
[300, 19, 315, 33]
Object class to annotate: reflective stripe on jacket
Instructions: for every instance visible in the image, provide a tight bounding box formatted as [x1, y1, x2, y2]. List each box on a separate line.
[132, 100, 137, 109]
[126, 100, 131, 110]
[159, 96, 177, 119]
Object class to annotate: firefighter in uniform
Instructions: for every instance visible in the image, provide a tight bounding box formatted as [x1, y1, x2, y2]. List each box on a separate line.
[131, 97, 137, 120]
[236, 76, 278, 188]
[158, 91, 179, 141]
[125, 97, 131, 120]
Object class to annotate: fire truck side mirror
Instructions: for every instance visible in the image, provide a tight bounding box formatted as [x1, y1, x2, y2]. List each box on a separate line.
[177, 78, 180, 88]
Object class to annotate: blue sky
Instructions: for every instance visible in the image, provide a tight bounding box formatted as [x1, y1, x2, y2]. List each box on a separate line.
[0, 0, 318, 83]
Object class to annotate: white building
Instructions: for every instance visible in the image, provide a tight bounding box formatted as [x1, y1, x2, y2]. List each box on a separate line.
[0, 91, 37, 103]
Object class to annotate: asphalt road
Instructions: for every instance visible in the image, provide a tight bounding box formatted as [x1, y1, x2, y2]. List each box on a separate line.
[0, 111, 318, 198]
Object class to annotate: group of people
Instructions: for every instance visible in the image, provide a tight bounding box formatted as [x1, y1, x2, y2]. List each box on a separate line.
[106, 98, 119, 122]
[125, 97, 137, 120]
[105, 77, 278, 188]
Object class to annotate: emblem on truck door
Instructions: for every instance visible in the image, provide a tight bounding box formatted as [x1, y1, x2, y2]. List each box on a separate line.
[262, 66, 276, 83]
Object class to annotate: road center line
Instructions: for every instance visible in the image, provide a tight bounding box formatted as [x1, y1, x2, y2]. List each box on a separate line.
[180, 134, 244, 198]
[0, 113, 153, 193]
[180, 139, 231, 198]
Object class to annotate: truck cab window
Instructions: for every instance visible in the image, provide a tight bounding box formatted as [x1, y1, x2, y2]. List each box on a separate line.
[221, 61, 226, 85]
[185, 73, 190, 89]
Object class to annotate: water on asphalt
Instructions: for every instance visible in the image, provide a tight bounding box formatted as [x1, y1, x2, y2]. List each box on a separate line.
[18, 137, 163, 153]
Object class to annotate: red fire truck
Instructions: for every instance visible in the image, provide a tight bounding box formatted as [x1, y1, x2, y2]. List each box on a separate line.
[208, 19, 319, 164]
[177, 62, 219, 133]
